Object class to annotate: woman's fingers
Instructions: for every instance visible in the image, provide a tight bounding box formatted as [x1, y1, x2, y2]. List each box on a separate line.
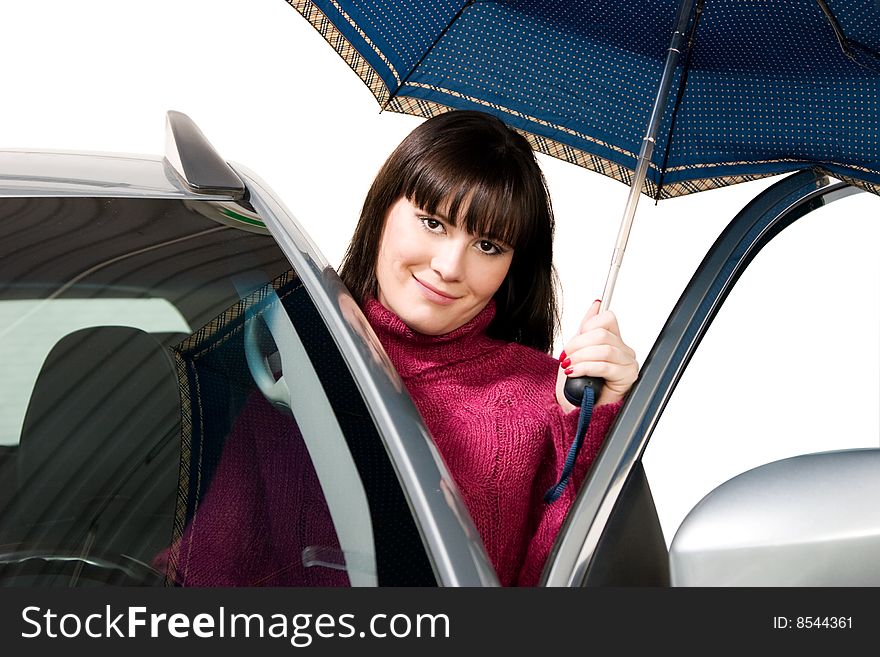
[564, 343, 632, 367]
[561, 307, 638, 403]
[561, 345, 637, 377]
[556, 303, 638, 406]
[563, 355, 636, 381]
[579, 306, 622, 338]
[563, 326, 631, 357]
[576, 299, 602, 333]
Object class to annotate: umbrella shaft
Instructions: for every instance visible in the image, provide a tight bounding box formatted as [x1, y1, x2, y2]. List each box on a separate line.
[601, 136, 656, 313]
[599, 0, 697, 313]
[599, 257, 620, 315]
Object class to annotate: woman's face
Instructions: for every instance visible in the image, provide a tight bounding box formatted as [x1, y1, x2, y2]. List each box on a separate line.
[376, 196, 514, 335]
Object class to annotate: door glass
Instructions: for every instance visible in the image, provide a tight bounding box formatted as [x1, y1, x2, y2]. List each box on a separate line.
[642, 192, 880, 545]
[0, 196, 432, 586]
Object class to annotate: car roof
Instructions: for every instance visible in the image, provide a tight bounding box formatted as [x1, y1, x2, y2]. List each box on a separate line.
[0, 111, 248, 201]
[0, 150, 239, 200]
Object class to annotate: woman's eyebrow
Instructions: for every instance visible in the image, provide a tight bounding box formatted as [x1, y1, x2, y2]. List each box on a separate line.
[417, 206, 450, 222]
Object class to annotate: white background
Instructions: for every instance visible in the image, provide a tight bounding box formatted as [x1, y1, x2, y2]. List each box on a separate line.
[3, 0, 877, 543]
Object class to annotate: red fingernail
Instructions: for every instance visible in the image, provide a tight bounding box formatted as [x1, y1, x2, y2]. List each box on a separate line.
[559, 351, 567, 361]
[559, 358, 571, 369]
[594, 299, 602, 304]
[564, 368, 574, 375]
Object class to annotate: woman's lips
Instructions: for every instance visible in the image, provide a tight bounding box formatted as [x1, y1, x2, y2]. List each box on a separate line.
[413, 276, 459, 305]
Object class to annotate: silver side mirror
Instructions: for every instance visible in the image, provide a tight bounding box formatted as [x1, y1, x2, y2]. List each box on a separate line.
[669, 448, 880, 586]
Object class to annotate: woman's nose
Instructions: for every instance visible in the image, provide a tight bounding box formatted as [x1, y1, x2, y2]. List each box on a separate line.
[431, 242, 466, 281]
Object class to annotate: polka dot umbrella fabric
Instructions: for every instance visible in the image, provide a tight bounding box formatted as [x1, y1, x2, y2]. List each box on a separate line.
[288, 0, 879, 199]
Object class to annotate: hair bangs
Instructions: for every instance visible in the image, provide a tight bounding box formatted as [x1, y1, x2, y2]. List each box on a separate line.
[405, 159, 537, 251]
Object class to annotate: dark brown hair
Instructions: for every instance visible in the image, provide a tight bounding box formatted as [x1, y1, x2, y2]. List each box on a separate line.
[339, 110, 560, 352]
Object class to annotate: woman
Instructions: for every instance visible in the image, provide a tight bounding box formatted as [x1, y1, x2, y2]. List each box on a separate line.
[160, 110, 637, 588]
[341, 110, 638, 585]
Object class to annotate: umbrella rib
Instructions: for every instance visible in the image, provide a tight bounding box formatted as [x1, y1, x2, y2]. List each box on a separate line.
[816, 0, 856, 61]
[654, 0, 705, 201]
[815, 0, 880, 72]
[382, 0, 476, 111]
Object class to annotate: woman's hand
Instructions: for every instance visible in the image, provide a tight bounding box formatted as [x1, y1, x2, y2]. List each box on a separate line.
[556, 300, 638, 410]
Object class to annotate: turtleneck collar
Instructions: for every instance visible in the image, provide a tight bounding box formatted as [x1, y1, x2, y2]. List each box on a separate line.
[363, 297, 500, 378]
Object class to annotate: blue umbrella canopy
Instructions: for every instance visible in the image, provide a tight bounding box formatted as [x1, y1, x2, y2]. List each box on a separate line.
[287, 0, 879, 198]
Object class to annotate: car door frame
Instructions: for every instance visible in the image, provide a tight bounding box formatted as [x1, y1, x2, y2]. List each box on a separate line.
[543, 168, 867, 586]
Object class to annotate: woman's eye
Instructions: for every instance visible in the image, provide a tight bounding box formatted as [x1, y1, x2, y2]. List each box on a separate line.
[420, 217, 443, 232]
[477, 240, 503, 255]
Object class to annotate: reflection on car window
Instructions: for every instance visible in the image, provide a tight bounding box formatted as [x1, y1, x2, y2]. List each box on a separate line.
[162, 272, 375, 586]
[642, 193, 880, 545]
[0, 197, 427, 587]
[0, 298, 190, 447]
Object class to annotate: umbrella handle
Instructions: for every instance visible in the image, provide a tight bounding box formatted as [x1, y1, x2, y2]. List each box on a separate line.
[563, 293, 611, 406]
[563, 375, 603, 407]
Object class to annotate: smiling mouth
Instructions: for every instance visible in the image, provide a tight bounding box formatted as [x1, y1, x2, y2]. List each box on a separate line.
[413, 276, 460, 301]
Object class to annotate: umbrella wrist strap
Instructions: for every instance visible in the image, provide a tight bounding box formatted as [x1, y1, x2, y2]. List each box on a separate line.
[544, 385, 595, 503]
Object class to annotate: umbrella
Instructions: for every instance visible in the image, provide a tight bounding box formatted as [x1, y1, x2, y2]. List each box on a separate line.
[286, 0, 878, 199]
[285, 0, 879, 400]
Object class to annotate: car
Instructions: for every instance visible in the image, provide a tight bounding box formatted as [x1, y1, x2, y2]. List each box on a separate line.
[0, 111, 876, 587]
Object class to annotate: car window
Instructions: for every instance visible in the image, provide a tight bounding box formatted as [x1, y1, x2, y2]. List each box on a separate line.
[642, 191, 880, 545]
[0, 196, 434, 587]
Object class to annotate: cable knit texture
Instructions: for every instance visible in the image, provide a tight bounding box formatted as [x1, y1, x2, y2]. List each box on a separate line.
[154, 394, 349, 587]
[363, 298, 621, 586]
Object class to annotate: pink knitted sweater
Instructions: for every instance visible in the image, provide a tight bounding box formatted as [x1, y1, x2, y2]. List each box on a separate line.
[363, 299, 622, 586]
[158, 298, 621, 588]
